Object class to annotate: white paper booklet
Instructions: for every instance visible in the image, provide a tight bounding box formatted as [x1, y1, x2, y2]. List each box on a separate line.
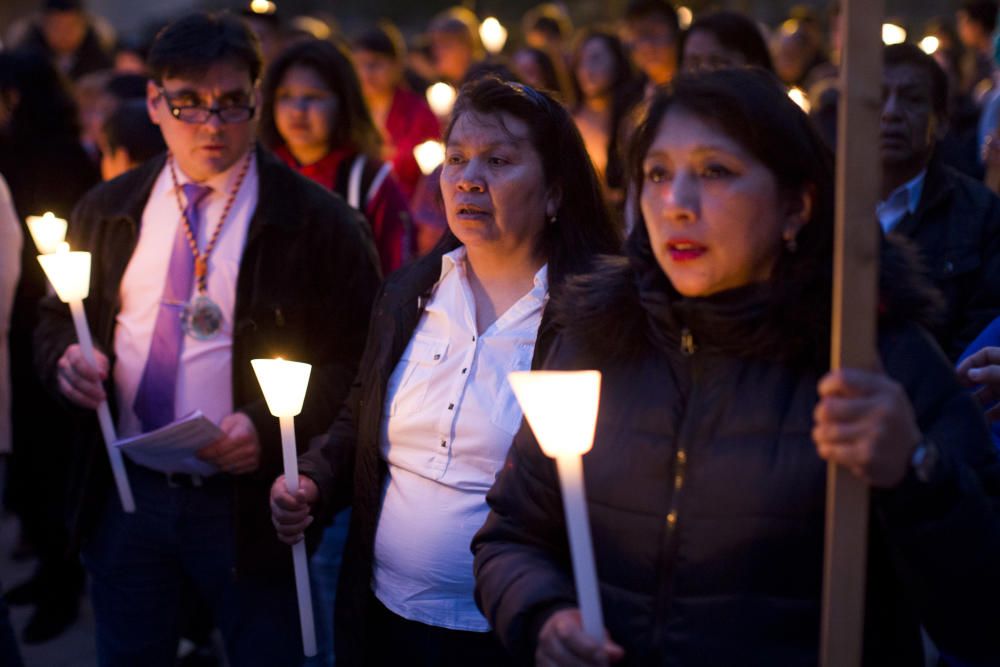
[114, 411, 222, 476]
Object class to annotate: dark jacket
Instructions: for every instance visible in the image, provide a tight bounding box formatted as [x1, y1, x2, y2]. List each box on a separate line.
[892, 153, 1000, 361]
[472, 244, 1000, 665]
[297, 236, 559, 664]
[33, 147, 381, 578]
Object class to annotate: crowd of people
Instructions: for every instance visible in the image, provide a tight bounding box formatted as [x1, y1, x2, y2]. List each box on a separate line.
[0, 0, 999, 666]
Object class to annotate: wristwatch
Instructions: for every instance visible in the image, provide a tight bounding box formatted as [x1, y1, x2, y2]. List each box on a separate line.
[910, 438, 939, 483]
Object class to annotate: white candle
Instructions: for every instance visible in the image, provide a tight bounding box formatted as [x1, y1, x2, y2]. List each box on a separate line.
[426, 82, 457, 118]
[37, 244, 135, 513]
[508, 370, 604, 640]
[26, 212, 68, 255]
[479, 17, 508, 55]
[413, 140, 446, 176]
[788, 87, 811, 114]
[251, 358, 317, 658]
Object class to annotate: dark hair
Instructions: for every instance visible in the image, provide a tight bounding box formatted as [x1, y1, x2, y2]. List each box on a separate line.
[147, 12, 262, 85]
[680, 11, 775, 72]
[960, 0, 999, 32]
[884, 43, 949, 119]
[627, 68, 835, 358]
[0, 50, 80, 144]
[102, 98, 166, 164]
[444, 76, 622, 289]
[623, 0, 680, 33]
[259, 38, 382, 159]
[513, 46, 572, 102]
[352, 22, 406, 63]
[523, 4, 573, 41]
[105, 73, 148, 101]
[571, 29, 642, 189]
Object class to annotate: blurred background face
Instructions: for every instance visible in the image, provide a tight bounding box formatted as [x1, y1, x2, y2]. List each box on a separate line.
[41, 9, 87, 55]
[639, 108, 796, 297]
[576, 38, 615, 100]
[432, 31, 473, 82]
[683, 30, 746, 72]
[353, 49, 399, 99]
[513, 50, 547, 91]
[622, 19, 677, 85]
[273, 64, 337, 159]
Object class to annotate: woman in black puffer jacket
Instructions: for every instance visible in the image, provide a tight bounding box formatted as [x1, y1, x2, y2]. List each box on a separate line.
[472, 68, 1000, 666]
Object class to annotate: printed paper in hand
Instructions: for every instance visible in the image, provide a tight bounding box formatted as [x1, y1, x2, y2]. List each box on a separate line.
[114, 411, 222, 476]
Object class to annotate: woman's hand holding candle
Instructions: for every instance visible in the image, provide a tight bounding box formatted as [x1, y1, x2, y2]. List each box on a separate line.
[270, 474, 319, 545]
[56, 343, 109, 409]
[536, 609, 624, 667]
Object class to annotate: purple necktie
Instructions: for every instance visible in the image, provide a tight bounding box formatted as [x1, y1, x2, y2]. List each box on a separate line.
[133, 183, 212, 432]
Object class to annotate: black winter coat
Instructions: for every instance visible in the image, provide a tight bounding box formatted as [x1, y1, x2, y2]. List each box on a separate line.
[892, 153, 1000, 361]
[33, 147, 381, 578]
[472, 245, 1000, 666]
[297, 236, 558, 664]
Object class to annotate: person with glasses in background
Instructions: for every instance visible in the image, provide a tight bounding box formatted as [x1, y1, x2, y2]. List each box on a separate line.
[33, 12, 380, 665]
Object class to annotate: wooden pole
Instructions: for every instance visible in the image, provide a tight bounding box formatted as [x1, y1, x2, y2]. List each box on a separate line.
[821, 1, 882, 665]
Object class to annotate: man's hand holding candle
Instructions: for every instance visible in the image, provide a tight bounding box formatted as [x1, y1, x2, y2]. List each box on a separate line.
[56, 343, 109, 409]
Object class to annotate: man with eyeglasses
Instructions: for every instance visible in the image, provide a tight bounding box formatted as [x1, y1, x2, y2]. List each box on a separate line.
[34, 11, 380, 665]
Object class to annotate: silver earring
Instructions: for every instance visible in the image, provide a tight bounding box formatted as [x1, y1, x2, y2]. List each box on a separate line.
[548, 215, 557, 225]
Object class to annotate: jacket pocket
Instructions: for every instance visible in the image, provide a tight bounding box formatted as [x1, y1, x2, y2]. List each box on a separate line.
[490, 342, 535, 436]
[387, 333, 448, 416]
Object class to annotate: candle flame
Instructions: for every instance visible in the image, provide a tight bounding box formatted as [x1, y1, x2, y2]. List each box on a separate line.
[882, 23, 907, 46]
[426, 82, 457, 117]
[677, 6, 693, 30]
[414, 140, 446, 176]
[919, 35, 940, 55]
[479, 17, 508, 55]
[788, 87, 811, 114]
[249, 0, 277, 15]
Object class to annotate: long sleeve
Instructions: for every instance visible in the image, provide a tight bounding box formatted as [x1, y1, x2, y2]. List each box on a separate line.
[0, 174, 22, 454]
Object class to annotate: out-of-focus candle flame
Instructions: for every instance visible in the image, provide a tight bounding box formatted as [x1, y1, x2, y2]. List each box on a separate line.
[677, 7, 693, 30]
[426, 82, 457, 117]
[788, 87, 811, 114]
[919, 35, 940, 55]
[249, 0, 277, 15]
[882, 23, 907, 46]
[479, 17, 508, 55]
[414, 141, 446, 176]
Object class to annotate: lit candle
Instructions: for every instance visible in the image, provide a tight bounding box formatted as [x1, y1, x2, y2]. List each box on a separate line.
[249, 0, 277, 15]
[26, 211, 68, 255]
[788, 86, 811, 114]
[508, 370, 604, 641]
[250, 358, 317, 658]
[426, 82, 457, 118]
[479, 17, 508, 55]
[881, 23, 907, 46]
[919, 35, 940, 55]
[677, 6, 694, 30]
[413, 140, 446, 176]
[37, 243, 135, 513]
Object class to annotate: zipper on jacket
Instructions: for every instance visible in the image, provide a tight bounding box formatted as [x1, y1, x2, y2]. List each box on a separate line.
[680, 327, 696, 356]
[665, 448, 686, 534]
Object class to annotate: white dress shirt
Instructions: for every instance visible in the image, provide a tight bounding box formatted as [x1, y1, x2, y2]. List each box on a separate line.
[113, 152, 259, 442]
[876, 169, 926, 233]
[373, 246, 548, 631]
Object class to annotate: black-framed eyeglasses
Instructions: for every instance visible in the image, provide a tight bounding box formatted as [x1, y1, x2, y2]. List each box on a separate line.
[156, 86, 255, 124]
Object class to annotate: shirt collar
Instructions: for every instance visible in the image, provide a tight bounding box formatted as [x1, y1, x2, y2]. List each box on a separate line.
[438, 246, 550, 297]
[880, 168, 927, 215]
[169, 148, 255, 199]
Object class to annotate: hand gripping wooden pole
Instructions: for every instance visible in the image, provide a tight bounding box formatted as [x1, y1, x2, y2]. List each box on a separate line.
[822, 0, 883, 665]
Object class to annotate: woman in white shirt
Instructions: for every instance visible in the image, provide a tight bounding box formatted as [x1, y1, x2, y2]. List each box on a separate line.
[270, 76, 620, 665]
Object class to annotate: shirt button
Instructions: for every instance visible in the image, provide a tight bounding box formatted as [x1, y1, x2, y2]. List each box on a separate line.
[462, 368, 467, 374]
[448, 403, 454, 410]
[440, 440, 447, 448]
